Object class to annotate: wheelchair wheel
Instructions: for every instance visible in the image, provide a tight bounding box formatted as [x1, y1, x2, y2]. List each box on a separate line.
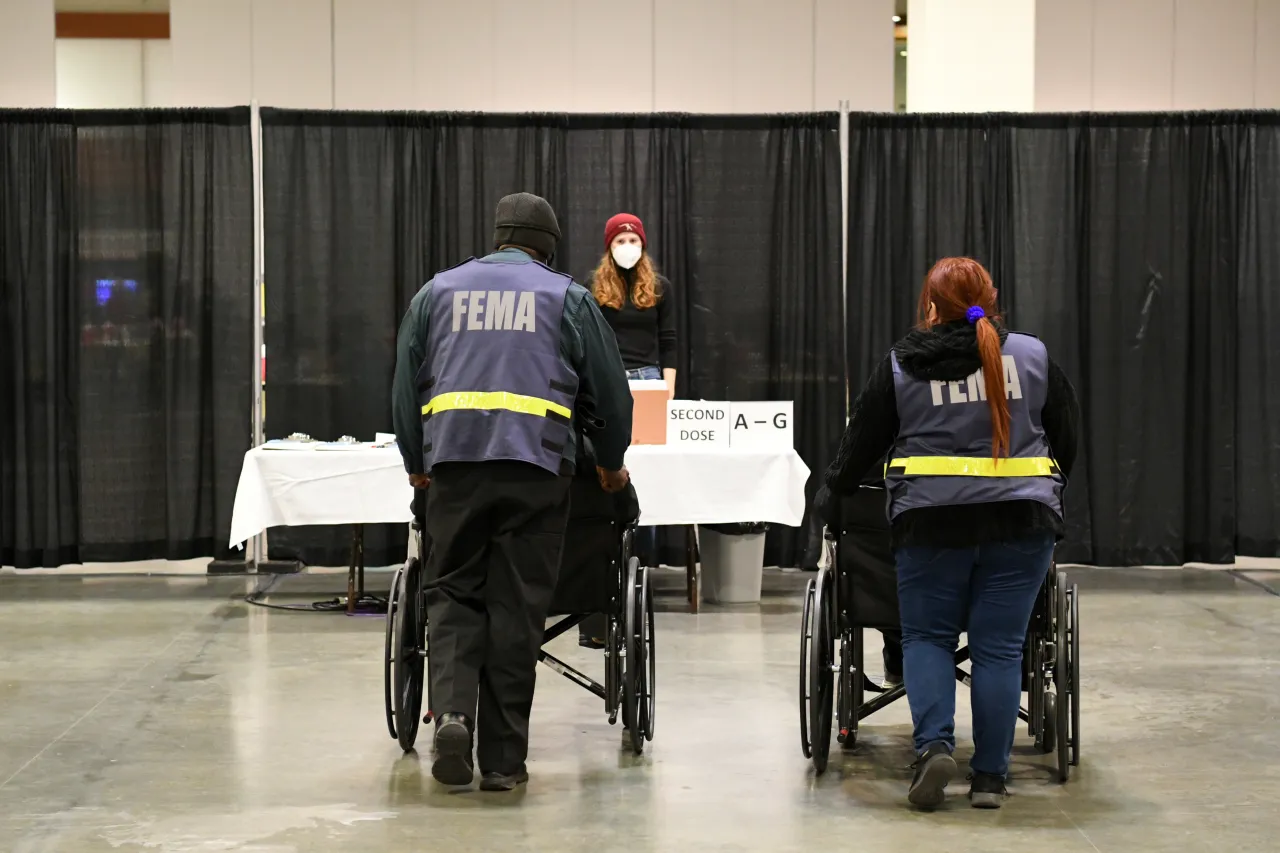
[391, 557, 427, 753]
[622, 556, 646, 755]
[798, 577, 816, 759]
[1068, 581, 1081, 767]
[808, 566, 836, 774]
[383, 565, 404, 740]
[836, 634, 854, 750]
[1054, 571, 1071, 782]
[639, 563, 657, 742]
[1040, 691, 1057, 754]
[1030, 639, 1047, 745]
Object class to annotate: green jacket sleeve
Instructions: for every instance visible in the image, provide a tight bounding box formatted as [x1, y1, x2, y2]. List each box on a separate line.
[564, 284, 632, 470]
[392, 281, 433, 474]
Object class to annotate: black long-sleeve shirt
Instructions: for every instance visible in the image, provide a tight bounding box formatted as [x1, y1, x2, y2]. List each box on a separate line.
[392, 248, 633, 474]
[824, 322, 1081, 548]
[590, 268, 677, 371]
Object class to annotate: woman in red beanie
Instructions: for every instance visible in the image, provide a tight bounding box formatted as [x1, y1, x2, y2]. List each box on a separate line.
[589, 213, 677, 396]
[579, 213, 676, 649]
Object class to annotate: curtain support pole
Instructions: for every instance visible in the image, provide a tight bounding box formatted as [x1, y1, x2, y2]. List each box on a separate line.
[251, 99, 266, 567]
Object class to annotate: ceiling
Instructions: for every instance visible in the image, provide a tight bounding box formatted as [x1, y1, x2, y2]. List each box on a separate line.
[55, 0, 168, 10]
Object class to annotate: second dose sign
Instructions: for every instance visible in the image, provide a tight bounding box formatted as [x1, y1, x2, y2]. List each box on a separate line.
[665, 401, 794, 450]
[666, 401, 730, 447]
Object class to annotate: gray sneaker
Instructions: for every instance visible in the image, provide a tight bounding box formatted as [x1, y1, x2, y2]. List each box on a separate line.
[968, 772, 1008, 809]
[907, 744, 958, 810]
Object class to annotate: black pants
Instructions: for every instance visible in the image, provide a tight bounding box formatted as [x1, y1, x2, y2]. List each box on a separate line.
[881, 629, 903, 676]
[424, 461, 571, 775]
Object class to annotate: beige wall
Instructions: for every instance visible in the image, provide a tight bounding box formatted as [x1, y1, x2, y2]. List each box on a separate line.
[0, 0, 56, 107]
[1035, 0, 1280, 111]
[171, 0, 896, 112]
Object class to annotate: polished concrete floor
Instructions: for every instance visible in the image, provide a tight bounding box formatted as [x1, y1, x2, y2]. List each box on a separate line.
[1, 567, 1277, 853]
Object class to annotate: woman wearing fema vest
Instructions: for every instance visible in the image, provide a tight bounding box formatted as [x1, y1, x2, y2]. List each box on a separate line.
[577, 213, 676, 649]
[817, 257, 1079, 810]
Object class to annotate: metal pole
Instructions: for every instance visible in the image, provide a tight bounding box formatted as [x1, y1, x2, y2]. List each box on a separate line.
[251, 99, 267, 565]
[839, 99, 851, 413]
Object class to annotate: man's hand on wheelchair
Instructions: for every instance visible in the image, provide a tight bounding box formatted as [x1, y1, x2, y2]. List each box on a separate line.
[814, 484, 838, 527]
[597, 466, 630, 493]
[409, 473, 431, 489]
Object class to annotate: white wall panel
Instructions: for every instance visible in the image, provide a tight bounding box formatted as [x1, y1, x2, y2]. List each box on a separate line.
[732, 0, 813, 111]
[1034, 0, 1093, 111]
[1092, 0, 1174, 111]
[570, 0, 654, 111]
[1173, 0, 1255, 109]
[143, 39, 174, 108]
[0, 0, 55, 107]
[653, 0, 735, 111]
[1254, 0, 1280, 108]
[494, 0, 573, 112]
[56, 39, 144, 108]
[252, 0, 333, 108]
[908, 0, 1034, 112]
[816, 0, 893, 110]
[171, 0, 252, 107]
[334, 0, 415, 109]
[416, 0, 496, 110]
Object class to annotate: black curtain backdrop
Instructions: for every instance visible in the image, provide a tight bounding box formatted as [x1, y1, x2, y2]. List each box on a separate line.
[1, 109, 253, 569]
[847, 111, 1280, 566]
[261, 110, 843, 569]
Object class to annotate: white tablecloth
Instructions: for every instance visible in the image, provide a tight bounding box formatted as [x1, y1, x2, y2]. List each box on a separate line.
[624, 445, 810, 528]
[229, 447, 414, 547]
[229, 444, 811, 547]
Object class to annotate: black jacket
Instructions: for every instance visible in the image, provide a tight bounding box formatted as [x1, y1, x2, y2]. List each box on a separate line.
[821, 321, 1080, 549]
[588, 267, 677, 372]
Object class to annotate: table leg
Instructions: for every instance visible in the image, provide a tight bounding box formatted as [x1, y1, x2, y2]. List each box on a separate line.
[685, 524, 700, 614]
[357, 524, 365, 598]
[347, 523, 363, 616]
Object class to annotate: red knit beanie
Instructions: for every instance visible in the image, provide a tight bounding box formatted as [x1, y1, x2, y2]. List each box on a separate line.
[604, 213, 646, 249]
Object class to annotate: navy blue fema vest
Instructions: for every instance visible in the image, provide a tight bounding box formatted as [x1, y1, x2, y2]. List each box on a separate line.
[417, 257, 579, 475]
[885, 332, 1065, 521]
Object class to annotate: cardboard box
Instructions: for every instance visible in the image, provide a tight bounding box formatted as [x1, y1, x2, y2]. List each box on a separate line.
[629, 379, 668, 445]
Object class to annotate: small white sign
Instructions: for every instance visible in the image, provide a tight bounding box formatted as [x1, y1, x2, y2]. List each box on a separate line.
[666, 400, 730, 447]
[728, 401, 794, 450]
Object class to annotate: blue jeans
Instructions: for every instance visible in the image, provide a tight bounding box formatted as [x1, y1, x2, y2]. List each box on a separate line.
[626, 365, 662, 381]
[624, 365, 662, 563]
[895, 534, 1055, 778]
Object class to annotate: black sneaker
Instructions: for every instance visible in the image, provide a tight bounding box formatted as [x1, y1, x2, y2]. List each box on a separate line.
[479, 769, 530, 792]
[968, 772, 1008, 809]
[907, 744, 958, 810]
[430, 713, 474, 787]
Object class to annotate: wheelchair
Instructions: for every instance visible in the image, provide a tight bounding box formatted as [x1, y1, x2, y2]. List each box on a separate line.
[383, 471, 656, 757]
[799, 486, 1081, 782]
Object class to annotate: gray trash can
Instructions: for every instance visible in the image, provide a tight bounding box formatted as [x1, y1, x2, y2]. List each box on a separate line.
[700, 523, 768, 604]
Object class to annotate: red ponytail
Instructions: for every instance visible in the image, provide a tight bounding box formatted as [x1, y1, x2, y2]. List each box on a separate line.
[974, 316, 1010, 460]
[919, 257, 1009, 461]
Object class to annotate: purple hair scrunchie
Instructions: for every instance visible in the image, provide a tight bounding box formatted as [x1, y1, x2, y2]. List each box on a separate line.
[966, 305, 986, 325]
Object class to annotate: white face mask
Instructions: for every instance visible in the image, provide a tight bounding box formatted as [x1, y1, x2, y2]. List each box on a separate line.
[611, 243, 643, 270]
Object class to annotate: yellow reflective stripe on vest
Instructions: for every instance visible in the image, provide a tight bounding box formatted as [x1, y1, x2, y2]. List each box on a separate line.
[421, 391, 572, 420]
[887, 456, 1057, 478]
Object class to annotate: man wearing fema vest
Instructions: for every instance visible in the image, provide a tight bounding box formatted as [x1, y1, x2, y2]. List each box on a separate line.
[392, 192, 633, 791]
